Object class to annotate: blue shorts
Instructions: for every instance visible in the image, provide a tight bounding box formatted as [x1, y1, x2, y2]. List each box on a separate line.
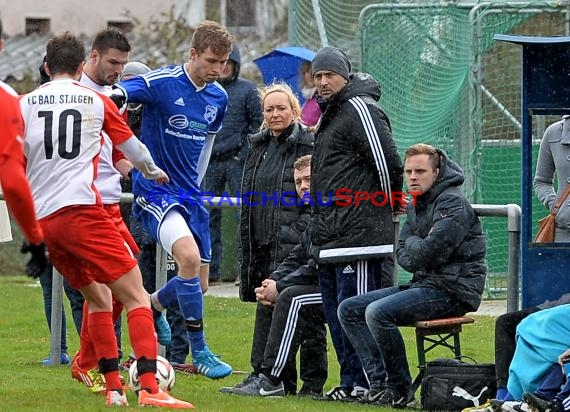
[133, 195, 211, 263]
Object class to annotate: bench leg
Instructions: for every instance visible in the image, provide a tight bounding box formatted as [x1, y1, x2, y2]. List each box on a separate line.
[453, 332, 461, 358]
[416, 333, 426, 367]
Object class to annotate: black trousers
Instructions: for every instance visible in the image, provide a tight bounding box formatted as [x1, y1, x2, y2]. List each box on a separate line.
[495, 306, 541, 388]
[251, 284, 328, 394]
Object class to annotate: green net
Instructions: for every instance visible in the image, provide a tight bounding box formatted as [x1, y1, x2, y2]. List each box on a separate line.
[289, 1, 570, 296]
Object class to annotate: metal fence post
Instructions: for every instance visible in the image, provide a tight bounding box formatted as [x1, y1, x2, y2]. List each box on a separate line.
[48, 267, 63, 366]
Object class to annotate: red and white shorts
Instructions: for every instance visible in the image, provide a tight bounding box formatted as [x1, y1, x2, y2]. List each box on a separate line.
[40, 205, 138, 290]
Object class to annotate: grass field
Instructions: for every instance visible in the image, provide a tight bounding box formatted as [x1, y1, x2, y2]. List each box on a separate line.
[0, 275, 496, 411]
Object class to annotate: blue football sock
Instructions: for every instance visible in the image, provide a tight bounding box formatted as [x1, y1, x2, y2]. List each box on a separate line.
[496, 388, 509, 400]
[174, 277, 206, 356]
[156, 276, 184, 308]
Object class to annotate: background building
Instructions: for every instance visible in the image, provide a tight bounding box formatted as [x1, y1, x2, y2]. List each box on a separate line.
[0, 0, 286, 37]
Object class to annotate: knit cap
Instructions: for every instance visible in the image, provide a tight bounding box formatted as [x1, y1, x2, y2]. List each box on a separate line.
[120, 61, 151, 80]
[311, 46, 351, 80]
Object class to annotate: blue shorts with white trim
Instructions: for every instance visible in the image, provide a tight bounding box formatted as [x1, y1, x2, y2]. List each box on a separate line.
[133, 194, 211, 262]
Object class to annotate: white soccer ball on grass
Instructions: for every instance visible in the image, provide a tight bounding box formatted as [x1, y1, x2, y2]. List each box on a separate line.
[128, 355, 175, 393]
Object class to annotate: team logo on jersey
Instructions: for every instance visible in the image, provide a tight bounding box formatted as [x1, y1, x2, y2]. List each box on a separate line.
[168, 114, 189, 129]
[203, 105, 218, 124]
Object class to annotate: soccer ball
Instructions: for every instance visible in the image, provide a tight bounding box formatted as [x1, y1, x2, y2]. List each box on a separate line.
[128, 355, 176, 393]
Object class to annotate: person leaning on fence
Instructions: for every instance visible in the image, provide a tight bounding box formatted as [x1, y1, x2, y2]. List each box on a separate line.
[309, 45, 403, 401]
[19, 31, 193, 408]
[222, 154, 327, 398]
[338, 143, 487, 407]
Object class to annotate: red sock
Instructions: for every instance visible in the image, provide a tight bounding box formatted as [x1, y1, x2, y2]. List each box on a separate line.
[102, 371, 123, 394]
[88, 311, 121, 392]
[127, 307, 158, 393]
[77, 302, 97, 370]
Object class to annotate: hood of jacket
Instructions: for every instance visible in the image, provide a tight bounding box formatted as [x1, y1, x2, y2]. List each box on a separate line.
[420, 149, 464, 203]
[220, 46, 241, 85]
[317, 72, 381, 112]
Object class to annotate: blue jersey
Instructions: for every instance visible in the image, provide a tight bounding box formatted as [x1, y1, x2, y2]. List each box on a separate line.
[118, 65, 228, 201]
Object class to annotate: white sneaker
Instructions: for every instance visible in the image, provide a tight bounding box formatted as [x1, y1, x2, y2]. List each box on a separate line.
[106, 390, 129, 406]
[351, 385, 368, 398]
[502, 401, 525, 412]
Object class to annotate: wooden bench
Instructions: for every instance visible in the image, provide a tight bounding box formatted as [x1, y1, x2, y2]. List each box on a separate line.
[410, 316, 475, 393]
[414, 316, 475, 367]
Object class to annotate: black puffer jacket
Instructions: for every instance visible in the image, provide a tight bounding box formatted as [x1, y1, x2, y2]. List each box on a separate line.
[396, 150, 487, 312]
[239, 122, 314, 302]
[309, 73, 403, 263]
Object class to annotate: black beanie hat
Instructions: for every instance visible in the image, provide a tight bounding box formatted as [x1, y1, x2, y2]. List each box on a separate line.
[311, 46, 351, 80]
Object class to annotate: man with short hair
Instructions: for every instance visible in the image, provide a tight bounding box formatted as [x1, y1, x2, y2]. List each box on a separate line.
[309, 45, 404, 401]
[204, 44, 262, 284]
[338, 143, 487, 407]
[115, 20, 234, 379]
[69, 28, 173, 394]
[20, 30, 193, 408]
[223, 154, 328, 398]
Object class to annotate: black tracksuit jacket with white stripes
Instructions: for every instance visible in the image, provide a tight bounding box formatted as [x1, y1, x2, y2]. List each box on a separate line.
[269, 226, 318, 289]
[309, 73, 404, 263]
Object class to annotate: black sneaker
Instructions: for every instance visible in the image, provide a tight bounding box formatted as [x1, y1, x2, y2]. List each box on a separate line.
[219, 373, 258, 394]
[326, 386, 353, 401]
[298, 388, 324, 399]
[325, 385, 367, 402]
[359, 387, 385, 404]
[231, 373, 285, 397]
[523, 392, 558, 412]
[376, 388, 413, 408]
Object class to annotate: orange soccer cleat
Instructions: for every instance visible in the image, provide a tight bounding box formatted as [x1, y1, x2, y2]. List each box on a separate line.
[138, 389, 194, 409]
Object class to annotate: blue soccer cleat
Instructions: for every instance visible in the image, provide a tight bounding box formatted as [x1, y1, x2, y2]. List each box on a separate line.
[152, 309, 171, 346]
[41, 352, 71, 366]
[193, 348, 232, 379]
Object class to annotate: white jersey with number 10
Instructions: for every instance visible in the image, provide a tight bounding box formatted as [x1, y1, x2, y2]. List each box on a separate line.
[20, 78, 134, 219]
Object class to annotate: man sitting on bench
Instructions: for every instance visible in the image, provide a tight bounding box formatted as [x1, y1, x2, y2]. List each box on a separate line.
[338, 143, 487, 407]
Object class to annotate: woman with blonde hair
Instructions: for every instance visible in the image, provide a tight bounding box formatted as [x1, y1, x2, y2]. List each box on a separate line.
[237, 82, 319, 395]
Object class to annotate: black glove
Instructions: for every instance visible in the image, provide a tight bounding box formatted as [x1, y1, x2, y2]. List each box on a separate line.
[109, 86, 126, 110]
[20, 242, 48, 278]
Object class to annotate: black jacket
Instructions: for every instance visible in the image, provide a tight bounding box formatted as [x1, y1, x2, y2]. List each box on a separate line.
[269, 225, 319, 292]
[309, 72, 404, 263]
[396, 150, 487, 311]
[239, 122, 314, 301]
[213, 46, 263, 162]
